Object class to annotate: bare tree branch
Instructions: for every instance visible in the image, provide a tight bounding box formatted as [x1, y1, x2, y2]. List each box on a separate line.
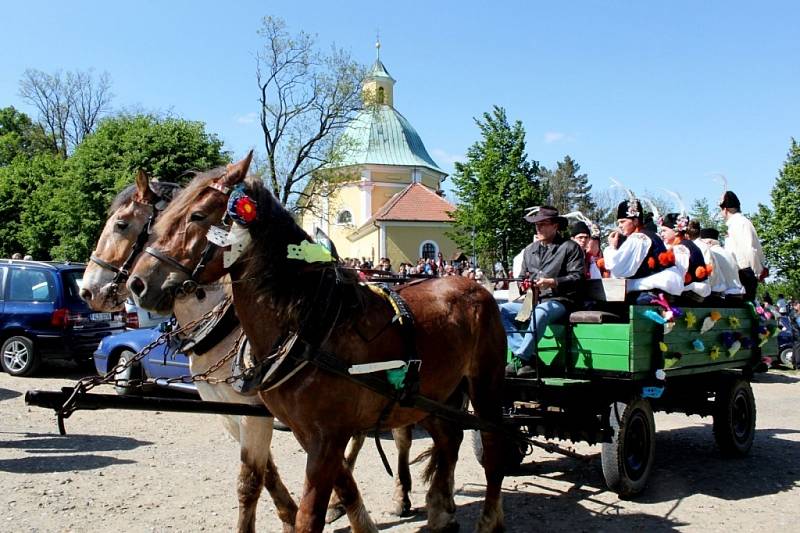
[19, 68, 113, 157]
[255, 16, 366, 213]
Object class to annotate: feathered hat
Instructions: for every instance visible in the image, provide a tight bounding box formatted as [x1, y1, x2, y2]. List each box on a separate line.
[610, 178, 642, 220]
[563, 211, 600, 237]
[660, 189, 689, 232]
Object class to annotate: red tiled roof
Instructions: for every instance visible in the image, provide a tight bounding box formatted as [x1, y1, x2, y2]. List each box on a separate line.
[373, 183, 455, 222]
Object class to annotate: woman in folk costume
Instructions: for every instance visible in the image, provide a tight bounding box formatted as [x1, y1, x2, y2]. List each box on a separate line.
[599, 184, 684, 300]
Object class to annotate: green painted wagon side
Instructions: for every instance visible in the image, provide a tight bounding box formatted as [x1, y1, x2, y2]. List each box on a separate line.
[533, 305, 778, 380]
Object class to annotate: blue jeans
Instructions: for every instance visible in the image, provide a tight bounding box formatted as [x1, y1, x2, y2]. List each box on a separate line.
[499, 299, 567, 363]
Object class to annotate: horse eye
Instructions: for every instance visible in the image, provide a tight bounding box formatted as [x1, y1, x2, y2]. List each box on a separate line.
[190, 211, 207, 222]
[115, 220, 129, 231]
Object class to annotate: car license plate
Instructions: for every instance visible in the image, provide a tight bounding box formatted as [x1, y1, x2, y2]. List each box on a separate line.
[90, 312, 112, 322]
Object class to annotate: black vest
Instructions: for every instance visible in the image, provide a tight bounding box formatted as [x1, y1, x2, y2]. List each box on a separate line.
[679, 239, 708, 284]
[631, 230, 667, 279]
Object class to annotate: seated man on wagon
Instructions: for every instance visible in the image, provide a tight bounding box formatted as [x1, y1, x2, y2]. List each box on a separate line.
[697, 227, 745, 303]
[658, 213, 713, 303]
[500, 206, 584, 378]
[599, 196, 684, 302]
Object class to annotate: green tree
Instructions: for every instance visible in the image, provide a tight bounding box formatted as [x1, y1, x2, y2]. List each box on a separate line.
[0, 106, 54, 165]
[19, 114, 229, 261]
[753, 138, 800, 294]
[0, 153, 64, 257]
[541, 155, 594, 215]
[449, 106, 545, 269]
[689, 197, 723, 233]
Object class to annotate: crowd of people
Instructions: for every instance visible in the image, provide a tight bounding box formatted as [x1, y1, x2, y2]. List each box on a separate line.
[341, 254, 488, 280]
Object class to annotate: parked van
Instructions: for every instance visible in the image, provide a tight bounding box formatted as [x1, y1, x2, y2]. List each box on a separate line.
[0, 259, 125, 376]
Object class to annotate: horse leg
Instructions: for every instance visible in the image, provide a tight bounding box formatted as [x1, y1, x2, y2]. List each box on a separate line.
[236, 415, 296, 533]
[296, 436, 377, 533]
[392, 425, 413, 516]
[325, 432, 366, 524]
[331, 462, 378, 533]
[467, 379, 506, 533]
[264, 453, 298, 532]
[418, 416, 462, 532]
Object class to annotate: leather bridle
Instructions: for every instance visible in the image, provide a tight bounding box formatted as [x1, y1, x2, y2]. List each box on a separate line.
[143, 179, 232, 295]
[89, 183, 180, 296]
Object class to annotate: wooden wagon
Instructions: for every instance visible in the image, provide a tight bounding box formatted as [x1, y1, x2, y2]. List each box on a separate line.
[492, 279, 778, 496]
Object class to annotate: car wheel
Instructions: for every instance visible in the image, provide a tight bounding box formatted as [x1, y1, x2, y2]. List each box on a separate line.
[779, 347, 796, 369]
[1, 336, 40, 377]
[114, 350, 142, 396]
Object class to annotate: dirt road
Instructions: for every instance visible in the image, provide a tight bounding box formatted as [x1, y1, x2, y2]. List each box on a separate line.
[1, 364, 798, 532]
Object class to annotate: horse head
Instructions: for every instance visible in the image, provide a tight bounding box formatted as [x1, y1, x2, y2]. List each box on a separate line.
[81, 170, 180, 311]
[127, 152, 258, 313]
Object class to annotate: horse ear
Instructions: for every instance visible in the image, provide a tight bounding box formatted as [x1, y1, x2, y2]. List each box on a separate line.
[220, 150, 254, 188]
[134, 169, 158, 203]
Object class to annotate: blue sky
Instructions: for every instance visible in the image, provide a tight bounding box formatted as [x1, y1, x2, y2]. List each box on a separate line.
[1, 0, 797, 214]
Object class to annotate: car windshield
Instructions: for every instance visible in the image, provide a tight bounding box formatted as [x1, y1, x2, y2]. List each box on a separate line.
[62, 269, 85, 302]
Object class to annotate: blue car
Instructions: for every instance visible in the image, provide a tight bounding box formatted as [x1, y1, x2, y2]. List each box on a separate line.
[93, 325, 197, 395]
[1, 259, 125, 376]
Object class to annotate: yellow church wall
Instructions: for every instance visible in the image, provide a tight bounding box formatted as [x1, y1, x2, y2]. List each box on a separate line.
[345, 229, 380, 263]
[385, 224, 459, 265]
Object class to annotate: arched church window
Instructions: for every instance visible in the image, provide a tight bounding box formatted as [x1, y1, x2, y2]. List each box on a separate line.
[337, 210, 353, 225]
[420, 241, 438, 260]
[377, 87, 385, 104]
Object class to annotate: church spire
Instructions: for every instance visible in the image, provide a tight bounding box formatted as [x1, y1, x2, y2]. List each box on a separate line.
[363, 38, 395, 107]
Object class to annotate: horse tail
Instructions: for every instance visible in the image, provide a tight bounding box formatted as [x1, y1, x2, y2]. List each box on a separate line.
[410, 444, 442, 484]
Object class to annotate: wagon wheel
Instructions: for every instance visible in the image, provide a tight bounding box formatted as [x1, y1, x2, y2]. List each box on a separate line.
[713, 377, 756, 457]
[601, 398, 656, 498]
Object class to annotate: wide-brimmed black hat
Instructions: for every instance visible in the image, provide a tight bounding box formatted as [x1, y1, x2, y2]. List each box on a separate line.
[719, 190, 740, 210]
[699, 227, 720, 240]
[570, 221, 591, 237]
[524, 205, 567, 226]
[616, 199, 643, 221]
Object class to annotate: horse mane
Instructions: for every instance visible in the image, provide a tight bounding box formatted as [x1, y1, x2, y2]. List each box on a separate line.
[108, 184, 137, 215]
[239, 175, 365, 329]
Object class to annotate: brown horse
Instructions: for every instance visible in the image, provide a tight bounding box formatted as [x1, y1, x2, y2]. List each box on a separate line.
[127, 153, 508, 532]
[80, 171, 299, 532]
[81, 170, 415, 531]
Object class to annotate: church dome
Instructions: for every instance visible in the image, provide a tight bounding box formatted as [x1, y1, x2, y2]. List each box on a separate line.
[338, 104, 443, 174]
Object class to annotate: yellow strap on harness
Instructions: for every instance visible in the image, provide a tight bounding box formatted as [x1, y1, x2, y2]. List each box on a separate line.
[364, 282, 406, 325]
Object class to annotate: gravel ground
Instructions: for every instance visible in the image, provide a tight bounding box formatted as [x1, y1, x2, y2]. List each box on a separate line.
[1, 362, 799, 532]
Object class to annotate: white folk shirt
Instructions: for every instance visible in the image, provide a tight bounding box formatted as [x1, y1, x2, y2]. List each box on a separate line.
[724, 212, 765, 274]
[700, 238, 745, 295]
[602, 232, 684, 295]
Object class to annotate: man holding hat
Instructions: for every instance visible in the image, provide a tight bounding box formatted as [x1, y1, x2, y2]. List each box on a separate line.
[719, 190, 766, 300]
[501, 206, 584, 378]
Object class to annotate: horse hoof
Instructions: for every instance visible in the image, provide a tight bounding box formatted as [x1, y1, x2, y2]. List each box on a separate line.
[325, 504, 347, 524]
[393, 500, 413, 517]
